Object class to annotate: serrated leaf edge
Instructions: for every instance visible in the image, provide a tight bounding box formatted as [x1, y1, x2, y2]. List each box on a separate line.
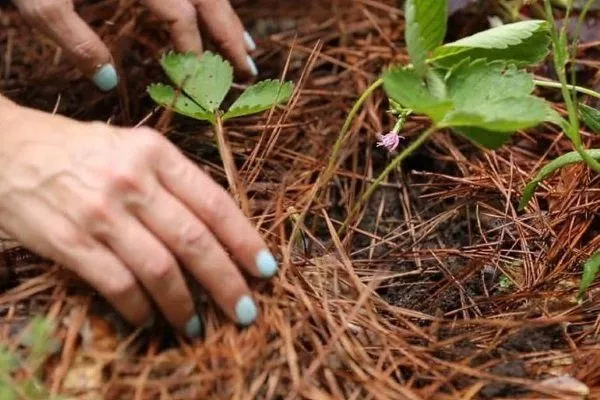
[223, 79, 294, 120]
[146, 83, 215, 123]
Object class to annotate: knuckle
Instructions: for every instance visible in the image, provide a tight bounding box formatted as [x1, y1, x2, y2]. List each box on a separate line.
[144, 254, 178, 282]
[70, 39, 103, 63]
[106, 275, 137, 299]
[52, 224, 84, 250]
[173, 3, 197, 26]
[132, 127, 165, 157]
[82, 196, 113, 224]
[106, 166, 141, 193]
[202, 188, 230, 221]
[177, 222, 212, 253]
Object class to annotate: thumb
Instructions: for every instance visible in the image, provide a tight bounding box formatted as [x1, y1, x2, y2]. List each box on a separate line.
[14, 0, 118, 91]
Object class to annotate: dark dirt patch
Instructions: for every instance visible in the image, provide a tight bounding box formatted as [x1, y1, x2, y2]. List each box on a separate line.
[481, 360, 529, 398]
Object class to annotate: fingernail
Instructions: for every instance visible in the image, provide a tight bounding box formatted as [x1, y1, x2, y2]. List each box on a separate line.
[92, 64, 118, 91]
[235, 296, 258, 326]
[243, 31, 257, 51]
[256, 249, 278, 278]
[246, 55, 258, 76]
[185, 315, 202, 338]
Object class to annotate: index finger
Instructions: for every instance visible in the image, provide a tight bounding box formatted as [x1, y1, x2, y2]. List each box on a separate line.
[154, 136, 279, 279]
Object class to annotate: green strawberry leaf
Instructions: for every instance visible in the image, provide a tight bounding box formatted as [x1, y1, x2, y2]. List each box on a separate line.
[383, 59, 557, 150]
[579, 251, 600, 299]
[455, 127, 514, 149]
[159, 51, 232, 112]
[439, 59, 555, 144]
[446, 59, 534, 108]
[429, 20, 551, 68]
[382, 65, 453, 123]
[404, 0, 448, 76]
[223, 79, 294, 120]
[147, 83, 215, 123]
[580, 104, 600, 134]
[440, 96, 551, 132]
[425, 68, 448, 99]
[159, 52, 200, 90]
[453, 100, 562, 149]
[518, 148, 600, 210]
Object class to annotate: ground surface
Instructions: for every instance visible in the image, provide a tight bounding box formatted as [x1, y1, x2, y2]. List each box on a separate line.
[1, 0, 600, 399]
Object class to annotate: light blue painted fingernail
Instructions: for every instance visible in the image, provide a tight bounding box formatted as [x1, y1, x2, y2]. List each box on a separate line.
[256, 249, 278, 278]
[92, 64, 118, 91]
[243, 31, 257, 51]
[235, 296, 258, 326]
[246, 55, 258, 76]
[185, 315, 202, 338]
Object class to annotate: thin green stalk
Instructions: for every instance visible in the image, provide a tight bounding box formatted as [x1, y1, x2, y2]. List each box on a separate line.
[324, 78, 384, 183]
[543, 0, 600, 173]
[338, 125, 438, 235]
[533, 79, 600, 100]
[288, 78, 383, 250]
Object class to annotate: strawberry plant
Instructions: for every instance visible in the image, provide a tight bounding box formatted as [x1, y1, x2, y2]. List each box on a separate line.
[147, 51, 294, 214]
[327, 0, 600, 296]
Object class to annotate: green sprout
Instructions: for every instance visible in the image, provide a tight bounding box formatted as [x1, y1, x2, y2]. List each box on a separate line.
[0, 316, 63, 400]
[147, 51, 294, 213]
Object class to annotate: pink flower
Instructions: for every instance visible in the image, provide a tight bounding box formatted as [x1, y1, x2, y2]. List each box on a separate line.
[376, 132, 403, 152]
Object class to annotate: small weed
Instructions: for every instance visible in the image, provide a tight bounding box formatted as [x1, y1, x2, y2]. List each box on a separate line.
[0, 316, 63, 400]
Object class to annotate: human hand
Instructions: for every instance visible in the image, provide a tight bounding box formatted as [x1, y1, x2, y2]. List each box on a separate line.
[10, 0, 258, 91]
[0, 101, 278, 338]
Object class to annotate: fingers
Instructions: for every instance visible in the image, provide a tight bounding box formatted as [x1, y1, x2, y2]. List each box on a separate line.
[133, 187, 259, 326]
[96, 208, 203, 338]
[12, 0, 118, 91]
[154, 138, 279, 280]
[141, 0, 203, 54]
[63, 239, 155, 328]
[192, 0, 258, 77]
[0, 198, 153, 327]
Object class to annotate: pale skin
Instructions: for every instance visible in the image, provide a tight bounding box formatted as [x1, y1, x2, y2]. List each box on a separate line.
[0, 0, 274, 338]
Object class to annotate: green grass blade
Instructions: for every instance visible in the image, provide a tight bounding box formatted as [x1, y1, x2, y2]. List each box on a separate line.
[519, 149, 600, 210]
[579, 251, 600, 299]
[580, 103, 600, 134]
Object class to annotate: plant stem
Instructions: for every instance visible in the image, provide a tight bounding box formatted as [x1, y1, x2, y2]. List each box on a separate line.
[338, 125, 438, 235]
[533, 79, 600, 100]
[543, 0, 600, 173]
[288, 78, 384, 249]
[324, 78, 384, 185]
[214, 115, 250, 216]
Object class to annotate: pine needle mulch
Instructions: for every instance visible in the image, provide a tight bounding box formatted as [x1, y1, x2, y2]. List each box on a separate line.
[1, 0, 599, 398]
